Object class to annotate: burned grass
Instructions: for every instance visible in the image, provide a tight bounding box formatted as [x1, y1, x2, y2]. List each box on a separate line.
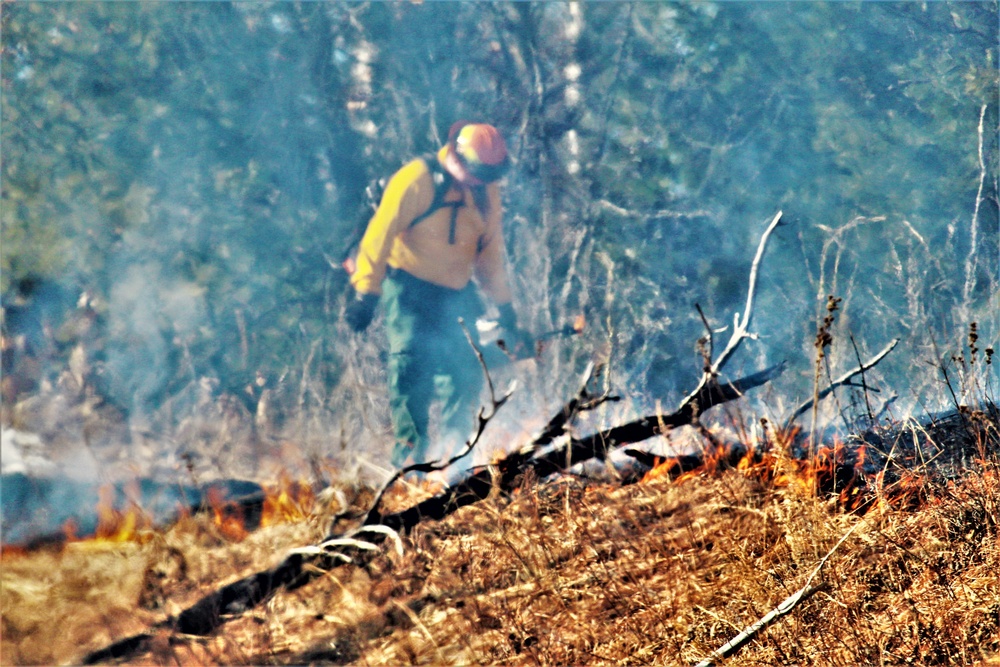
[3, 420, 1000, 666]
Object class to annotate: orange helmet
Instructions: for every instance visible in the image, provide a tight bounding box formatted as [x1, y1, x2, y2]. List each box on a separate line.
[447, 121, 510, 183]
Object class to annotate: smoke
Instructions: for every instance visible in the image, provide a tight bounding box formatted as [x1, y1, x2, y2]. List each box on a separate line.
[2, 2, 996, 494]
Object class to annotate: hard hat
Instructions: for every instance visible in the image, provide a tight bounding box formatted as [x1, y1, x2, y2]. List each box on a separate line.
[447, 122, 510, 183]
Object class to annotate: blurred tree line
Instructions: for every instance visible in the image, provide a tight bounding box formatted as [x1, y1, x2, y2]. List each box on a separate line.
[2, 2, 997, 432]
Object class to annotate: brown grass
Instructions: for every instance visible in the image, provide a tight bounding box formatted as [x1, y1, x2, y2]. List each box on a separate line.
[2, 432, 999, 666]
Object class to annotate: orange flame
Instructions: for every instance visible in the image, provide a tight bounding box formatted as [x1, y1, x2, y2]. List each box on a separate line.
[4, 472, 320, 554]
[93, 484, 153, 542]
[573, 313, 586, 333]
[55, 484, 156, 546]
[261, 474, 315, 527]
[639, 433, 922, 516]
[206, 486, 252, 542]
[641, 444, 732, 484]
[205, 474, 316, 542]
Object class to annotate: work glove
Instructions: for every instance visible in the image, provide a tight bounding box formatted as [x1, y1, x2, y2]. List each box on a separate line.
[497, 303, 533, 358]
[345, 293, 379, 332]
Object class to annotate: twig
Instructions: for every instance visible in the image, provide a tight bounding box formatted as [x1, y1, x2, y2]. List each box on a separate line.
[695, 303, 714, 373]
[693, 520, 861, 667]
[530, 361, 787, 478]
[595, 198, 712, 221]
[962, 102, 988, 309]
[679, 211, 783, 415]
[849, 333, 875, 424]
[787, 337, 899, 428]
[522, 361, 618, 451]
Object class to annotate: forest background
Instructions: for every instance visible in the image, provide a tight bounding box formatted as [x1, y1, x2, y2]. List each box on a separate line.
[1, 1, 997, 481]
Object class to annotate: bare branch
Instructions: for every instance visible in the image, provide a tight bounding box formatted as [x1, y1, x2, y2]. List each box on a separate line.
[787, 337, 899, 427]
[527, 361, 787, 478]
[849, 333, 875, 423]
[677, 211, 783, 416]
[693, 520, 861, 667]
[695, 303, 714, 373]
[595, 198, 712, 221]
[962, 102, 988, 309]
[522, 361, 619, 450]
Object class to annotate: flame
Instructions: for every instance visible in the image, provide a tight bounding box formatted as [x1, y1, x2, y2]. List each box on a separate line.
[573, 313, 586, 333]
[641, 444, 732, 484]
[261, 474, 315, 526]
[639, 432, 928, 515]
[54, 483, 156, 546]
[93, 483, 154, 543]
[205, 474, 316, 542]
[3, 471, 320, 553]
[206, 486, 252, 542]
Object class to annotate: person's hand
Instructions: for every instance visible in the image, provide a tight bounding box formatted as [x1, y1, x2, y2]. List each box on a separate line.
[497, 302, 533, 358]
[504, 327, 535, 359]
[345, 293, 379, 332]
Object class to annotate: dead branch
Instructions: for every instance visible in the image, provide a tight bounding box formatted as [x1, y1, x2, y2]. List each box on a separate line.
[516, 361, 618, 452]
[595, 198, 713, 221]
[519, 212, 786, 471]
[528, 362, 786, 478]
[693, 521, 861, 667]
[680, 210, 782, 412]
[786, 337, 899, 428]
[81, 213, 789, 662]
[101, 361, 783, 650]
[692, 584, 826, 667]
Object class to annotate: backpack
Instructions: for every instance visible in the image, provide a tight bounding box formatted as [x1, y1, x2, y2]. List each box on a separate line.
[340, 153, 459, 275]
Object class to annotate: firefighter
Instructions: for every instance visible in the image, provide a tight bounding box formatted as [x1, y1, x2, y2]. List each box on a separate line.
[345, 121, 528, 472]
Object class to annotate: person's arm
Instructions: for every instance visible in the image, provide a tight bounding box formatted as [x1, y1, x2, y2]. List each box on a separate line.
[474, 184, 531, 354]
[473, 183, 513, 305]
[346, 160, 431, 332]
[351, 160, 431, 296]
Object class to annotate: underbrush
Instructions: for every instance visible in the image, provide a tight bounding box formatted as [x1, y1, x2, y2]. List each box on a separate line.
[270, 464, 1000, 666]
[3, 424, 998, 666]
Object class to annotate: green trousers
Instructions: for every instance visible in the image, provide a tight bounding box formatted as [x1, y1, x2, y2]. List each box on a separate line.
[381, 269, 485, 468]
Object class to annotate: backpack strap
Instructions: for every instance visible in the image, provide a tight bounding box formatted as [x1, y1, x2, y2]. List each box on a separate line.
[407, 153, 463, 244]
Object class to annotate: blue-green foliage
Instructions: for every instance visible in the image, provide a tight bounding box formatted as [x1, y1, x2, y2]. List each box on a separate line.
[2, 2, 996, 420]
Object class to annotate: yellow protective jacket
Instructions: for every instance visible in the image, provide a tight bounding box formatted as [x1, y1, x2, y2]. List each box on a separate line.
[350, 148, 513, 305]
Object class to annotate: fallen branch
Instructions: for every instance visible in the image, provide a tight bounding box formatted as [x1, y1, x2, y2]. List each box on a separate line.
[81, 213, 789, 662]
[517, 211, 786, 474]
[683, 210, 782, 409]
[524, 361, 618, 450]
[529, 361, 786, 479]
[692, 584, 826, 667]
[785, 337, 899, 428]
[692, 521, 861, 667]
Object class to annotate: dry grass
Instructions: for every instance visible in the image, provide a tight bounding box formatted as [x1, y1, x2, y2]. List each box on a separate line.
[2, 417, 999, 666]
